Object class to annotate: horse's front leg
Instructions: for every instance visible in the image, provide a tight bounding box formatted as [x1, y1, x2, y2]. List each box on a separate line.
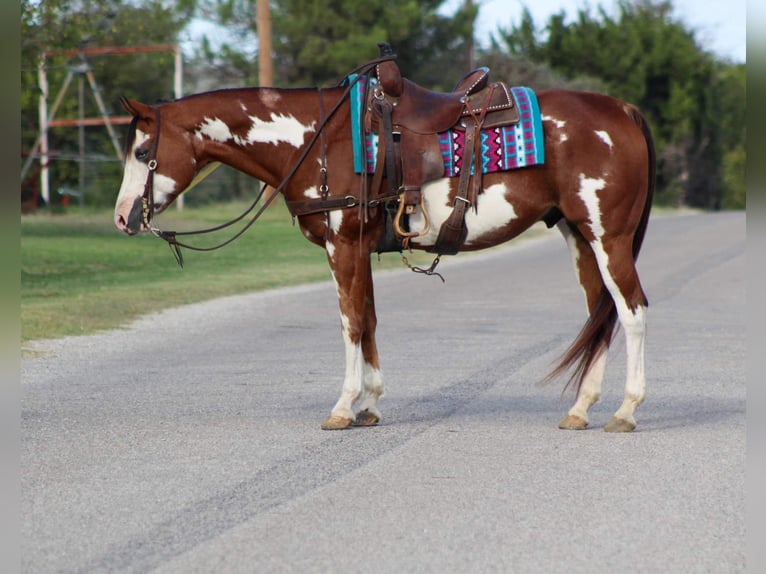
[321, 239, 382, 430]
[355, 271, 383, 426]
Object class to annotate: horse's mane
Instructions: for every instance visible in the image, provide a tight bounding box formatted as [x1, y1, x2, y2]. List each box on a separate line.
[124, 115, 139, 157]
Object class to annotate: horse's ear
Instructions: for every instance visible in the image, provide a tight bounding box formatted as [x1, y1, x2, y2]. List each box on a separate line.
[120, 96, 150, 118]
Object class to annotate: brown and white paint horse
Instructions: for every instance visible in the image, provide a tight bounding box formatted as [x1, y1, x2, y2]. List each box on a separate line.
[114, 68, 655, 432]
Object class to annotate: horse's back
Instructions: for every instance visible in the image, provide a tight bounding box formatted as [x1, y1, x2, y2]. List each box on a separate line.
[537, 89, 652, 186]
[537, 89, 650, 155]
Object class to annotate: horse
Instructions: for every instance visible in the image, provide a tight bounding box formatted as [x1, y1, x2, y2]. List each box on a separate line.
[114, 50, 655, 432]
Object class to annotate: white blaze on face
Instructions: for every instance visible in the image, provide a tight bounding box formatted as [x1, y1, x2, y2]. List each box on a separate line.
[116, 129, 151, 213]
[115, 128, 180, 225]
[195, 113, 315, 148]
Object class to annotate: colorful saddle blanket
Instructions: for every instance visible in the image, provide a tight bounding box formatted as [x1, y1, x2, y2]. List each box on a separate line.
[348, 75, 545, 176]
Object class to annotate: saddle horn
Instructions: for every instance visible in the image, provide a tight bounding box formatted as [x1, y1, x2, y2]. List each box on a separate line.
[375, 42, 402, 97]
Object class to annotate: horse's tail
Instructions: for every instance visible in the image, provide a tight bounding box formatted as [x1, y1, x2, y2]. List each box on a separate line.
[549, 103, 656, 393]
[626, 104, 656, 262]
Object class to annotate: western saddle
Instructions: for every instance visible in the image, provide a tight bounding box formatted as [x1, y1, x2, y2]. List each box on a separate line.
[367, 43, 519, 255]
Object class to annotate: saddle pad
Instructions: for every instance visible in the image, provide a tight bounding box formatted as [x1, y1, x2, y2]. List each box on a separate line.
[439, 87, 544, 176]
[347, 76, 544, 176]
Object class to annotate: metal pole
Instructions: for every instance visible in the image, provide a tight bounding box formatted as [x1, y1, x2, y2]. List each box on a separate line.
[78, 71, 85, 206]
[84, 67, 124, 160]
[38, 54, 50, 205]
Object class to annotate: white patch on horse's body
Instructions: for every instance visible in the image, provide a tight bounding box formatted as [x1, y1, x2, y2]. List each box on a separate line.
[543, 115, 568, 143]
[329, 209, 344, 234]
[326, 240, 336, 260]
[542, 115, 566, 129]
[578, 174, 607, 239]
[410, 180, 518, 247]
[195, 117, 235, 143]
[464, 183, 518, 245]
[245, 113, 315, 147]
[595, 130, 614, 149]
[259, 89, 282, 108]
[303, 186, 320, 199]
[151, 174, 178, 205]
[408, 179, 451, 246]
[194, 113, 315, 148]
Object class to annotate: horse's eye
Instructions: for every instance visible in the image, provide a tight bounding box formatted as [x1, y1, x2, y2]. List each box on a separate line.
[135, 148, 149, 161]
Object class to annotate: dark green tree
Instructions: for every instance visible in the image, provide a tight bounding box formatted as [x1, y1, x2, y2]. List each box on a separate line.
[489, 0, 745, 209]
[194, 0, 477, 90]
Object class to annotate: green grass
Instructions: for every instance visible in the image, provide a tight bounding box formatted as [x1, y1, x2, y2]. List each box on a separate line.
[21, 201, 438, 344]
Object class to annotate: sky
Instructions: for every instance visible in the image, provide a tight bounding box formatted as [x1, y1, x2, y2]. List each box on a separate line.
[186, 0, 747, 64]
[442, 0, 747, 63]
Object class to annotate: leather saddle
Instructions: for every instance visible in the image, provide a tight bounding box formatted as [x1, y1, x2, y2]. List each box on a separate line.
[376, 63, 518, 134]
[368, 44, 520, 254]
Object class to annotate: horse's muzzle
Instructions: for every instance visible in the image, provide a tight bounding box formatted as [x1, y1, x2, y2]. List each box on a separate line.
[116, 196, 145, 235]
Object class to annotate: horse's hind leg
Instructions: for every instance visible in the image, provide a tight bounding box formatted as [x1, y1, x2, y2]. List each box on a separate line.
[585, 233, 647, 433]
[557, 221, 609, 430]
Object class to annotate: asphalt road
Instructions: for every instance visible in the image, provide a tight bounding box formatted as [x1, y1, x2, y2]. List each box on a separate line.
[21, 211, 745, 574]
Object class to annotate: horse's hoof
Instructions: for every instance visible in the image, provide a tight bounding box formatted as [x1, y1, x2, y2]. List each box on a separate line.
[353, 409, 380, 427]
[321, 414, 354, 430]
[558, 414, 588, 430]
[604, 417, 636, 432]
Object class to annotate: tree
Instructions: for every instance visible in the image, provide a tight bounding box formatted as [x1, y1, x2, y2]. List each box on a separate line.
[193, 0, 477, 90]
[490, 0, 745, 209]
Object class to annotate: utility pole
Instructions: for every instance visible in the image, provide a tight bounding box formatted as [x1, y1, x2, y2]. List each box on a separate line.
[256, 0, 273, 86]
[465, 0, 475, 70]
[256, 0, 275, 204]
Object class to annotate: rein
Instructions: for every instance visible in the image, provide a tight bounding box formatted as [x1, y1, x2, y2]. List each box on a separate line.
[139, 55, 397, 268]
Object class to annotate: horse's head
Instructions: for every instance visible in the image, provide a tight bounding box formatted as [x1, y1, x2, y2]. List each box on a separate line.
[114, 97, 198, 234]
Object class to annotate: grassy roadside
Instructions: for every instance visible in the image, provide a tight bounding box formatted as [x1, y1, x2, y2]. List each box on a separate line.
[22, 201, 693, 348]
[20, 201, 440, 345]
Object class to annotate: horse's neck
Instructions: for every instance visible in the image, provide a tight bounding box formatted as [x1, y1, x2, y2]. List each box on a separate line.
[180, 87, 334, 187]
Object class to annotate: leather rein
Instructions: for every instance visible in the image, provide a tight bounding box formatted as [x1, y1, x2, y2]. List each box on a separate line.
[138, 55, 398, 267]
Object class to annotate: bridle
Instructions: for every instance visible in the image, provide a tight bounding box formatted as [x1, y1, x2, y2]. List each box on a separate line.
[136, 55, 397, 268]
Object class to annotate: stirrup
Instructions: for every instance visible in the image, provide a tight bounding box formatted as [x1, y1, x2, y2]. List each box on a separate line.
[392, 192, 431, 239]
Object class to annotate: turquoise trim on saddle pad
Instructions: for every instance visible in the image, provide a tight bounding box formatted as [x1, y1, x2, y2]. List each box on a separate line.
[344, 73, 378, 174]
